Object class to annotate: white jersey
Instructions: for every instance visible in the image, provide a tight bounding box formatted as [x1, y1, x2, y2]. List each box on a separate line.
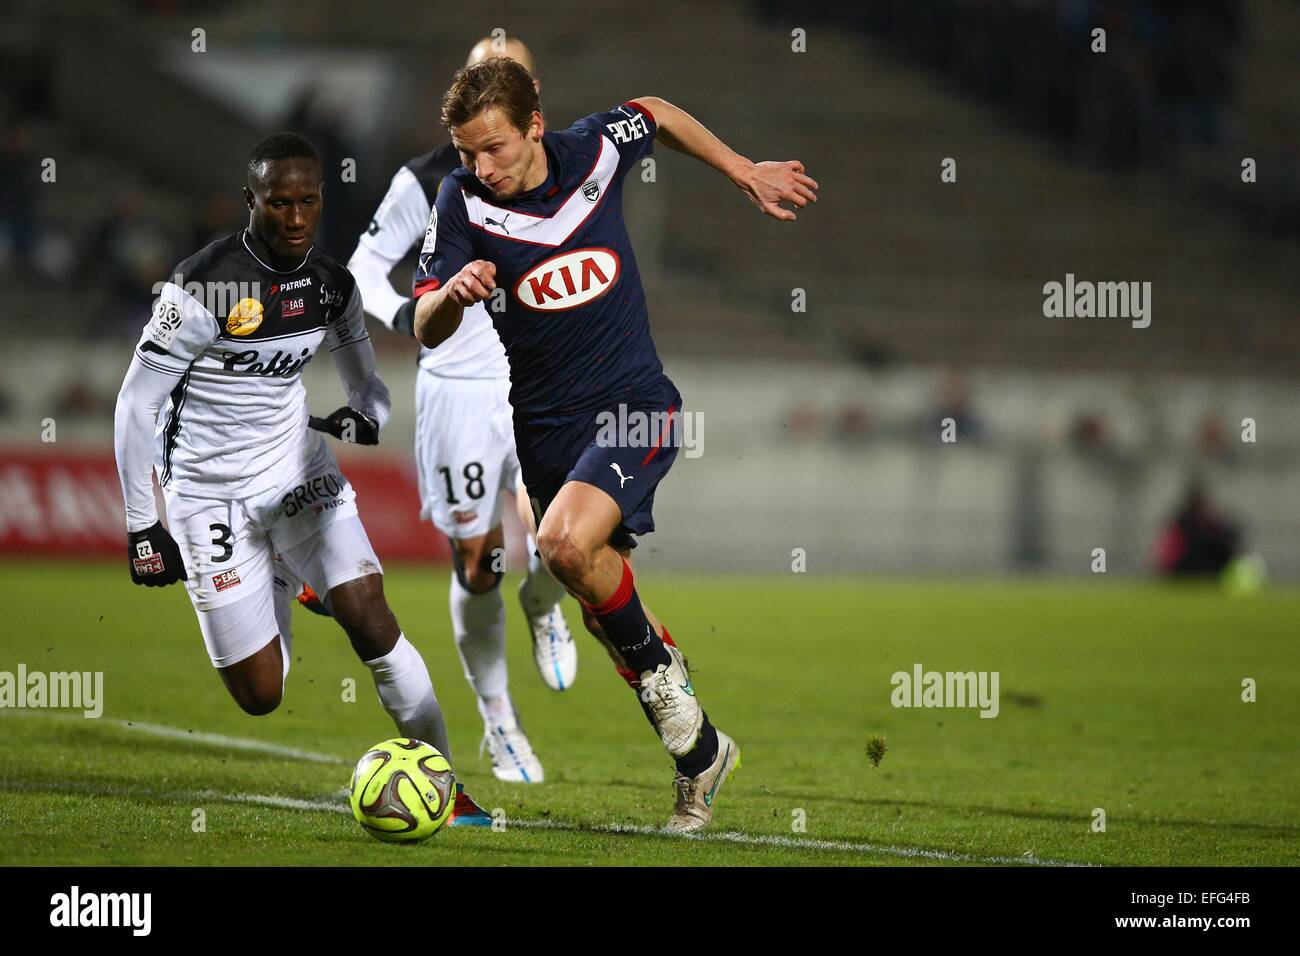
[349, 145, 508, 380]
[126, 231, 381, 508]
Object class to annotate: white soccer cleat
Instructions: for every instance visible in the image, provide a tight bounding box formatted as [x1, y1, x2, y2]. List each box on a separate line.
[481, 721, 545, 784]
[638, 643, 703, 757]
[666, 729, 741, 833]
[522, 590, 577, 691]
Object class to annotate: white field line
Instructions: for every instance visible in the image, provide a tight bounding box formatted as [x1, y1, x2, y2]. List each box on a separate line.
[0, 778, 1090, 867]
[0, 710, 347, 764]
[2, 713, 1093, 866]
[506, 818, 1091, 866]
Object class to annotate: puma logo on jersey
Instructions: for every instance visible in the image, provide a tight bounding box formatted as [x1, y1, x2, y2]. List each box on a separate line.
[514, 247, 621, 312]
[610, 463, 633, 488]
[484, 213, 512, 235]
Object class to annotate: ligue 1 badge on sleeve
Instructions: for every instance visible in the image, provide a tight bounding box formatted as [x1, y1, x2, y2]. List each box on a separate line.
[147, 298, 182, 347]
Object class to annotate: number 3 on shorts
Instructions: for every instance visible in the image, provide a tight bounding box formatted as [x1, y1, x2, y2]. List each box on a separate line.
[209, 523, 233, 563]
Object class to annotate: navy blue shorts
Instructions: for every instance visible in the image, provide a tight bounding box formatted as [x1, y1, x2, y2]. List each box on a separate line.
[515, 379, 683, 551]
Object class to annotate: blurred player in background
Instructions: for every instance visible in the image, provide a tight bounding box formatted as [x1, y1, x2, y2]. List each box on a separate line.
[413, 60, 818, 829]
[113, 133, 488, 825]
[348, 37, 573, 785]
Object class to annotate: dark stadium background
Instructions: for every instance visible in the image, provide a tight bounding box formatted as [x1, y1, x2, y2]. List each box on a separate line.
[1, 0, 1299, 878]
[2, 0, 1296, 578]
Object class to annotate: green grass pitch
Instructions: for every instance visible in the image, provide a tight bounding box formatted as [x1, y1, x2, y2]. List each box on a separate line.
[1, 560, 1296, 866]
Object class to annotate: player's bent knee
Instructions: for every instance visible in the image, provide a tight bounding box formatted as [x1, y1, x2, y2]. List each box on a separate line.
[536, 529, 589, 587]
[463, 565, 503, 594]
[329, 574, 390, 628]
[450, 544, 504, 594]
[217, 636, 285, 716]
[327, 576, 400, 660]
[233, 687, 282, 717]
[223, 672, 283, 716]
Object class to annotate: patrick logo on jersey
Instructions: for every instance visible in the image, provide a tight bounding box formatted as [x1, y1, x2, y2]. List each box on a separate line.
[513, 247, 621, 312]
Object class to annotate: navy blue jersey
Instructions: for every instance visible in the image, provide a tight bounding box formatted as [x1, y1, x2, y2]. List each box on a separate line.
[414, 102, 667, 418]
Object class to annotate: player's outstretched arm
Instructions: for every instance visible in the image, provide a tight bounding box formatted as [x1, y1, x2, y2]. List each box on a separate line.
[413, 259, 497, 349]
[113, 358, 187, 586]
[629, 96, 819, 221]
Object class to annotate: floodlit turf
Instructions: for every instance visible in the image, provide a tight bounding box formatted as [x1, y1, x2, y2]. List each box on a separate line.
[1, 560, 1297, 866]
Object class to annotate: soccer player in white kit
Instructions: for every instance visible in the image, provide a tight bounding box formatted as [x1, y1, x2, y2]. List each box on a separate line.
[113, 132, 490, 825]
[348, 37, 574, 784]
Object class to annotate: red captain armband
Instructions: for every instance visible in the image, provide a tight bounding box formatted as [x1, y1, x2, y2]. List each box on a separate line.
[413, 277, 441, 297]
[624, 100, 655, 123]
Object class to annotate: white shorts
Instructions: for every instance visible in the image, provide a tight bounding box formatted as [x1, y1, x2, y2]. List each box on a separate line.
[414, 373, 521, 540]
[163, 436, 381, 668]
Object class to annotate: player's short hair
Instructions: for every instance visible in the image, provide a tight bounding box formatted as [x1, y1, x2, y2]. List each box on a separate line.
[246, 132, 320, 186]
[441, 58, 539, 134]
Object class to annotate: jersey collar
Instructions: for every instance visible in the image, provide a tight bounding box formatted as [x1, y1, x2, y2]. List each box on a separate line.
[241, 229, 314, 274]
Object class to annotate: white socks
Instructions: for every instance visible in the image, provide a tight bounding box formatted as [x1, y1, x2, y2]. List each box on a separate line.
[449, 572, 508, 702]
[520, 534, 568, 616]
[364, 633, 451, 761]
[477, 691, 518, 728]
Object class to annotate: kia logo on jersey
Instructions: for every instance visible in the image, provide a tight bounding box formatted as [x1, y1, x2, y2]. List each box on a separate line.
[513, 247, 621, 312]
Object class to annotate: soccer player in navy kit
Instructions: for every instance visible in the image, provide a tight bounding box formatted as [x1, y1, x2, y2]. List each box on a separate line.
[412, 59, 817, 830]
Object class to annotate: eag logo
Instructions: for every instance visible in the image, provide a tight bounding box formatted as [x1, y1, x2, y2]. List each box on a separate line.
[514, 247, 621, 312]
[212, 569, 241, 593]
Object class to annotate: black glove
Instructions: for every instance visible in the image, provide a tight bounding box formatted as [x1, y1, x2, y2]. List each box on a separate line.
[392, 298, 417, 337]
[309, 406, 380, 445]
[127, 521, 186, 586]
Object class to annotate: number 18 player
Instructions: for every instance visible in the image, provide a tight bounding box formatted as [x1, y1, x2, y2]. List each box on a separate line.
[348, 37, 573, 786]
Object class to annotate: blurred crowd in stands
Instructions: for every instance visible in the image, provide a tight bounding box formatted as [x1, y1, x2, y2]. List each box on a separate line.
[756, 0, 1300, 229]
[1, 75, 373, 343]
